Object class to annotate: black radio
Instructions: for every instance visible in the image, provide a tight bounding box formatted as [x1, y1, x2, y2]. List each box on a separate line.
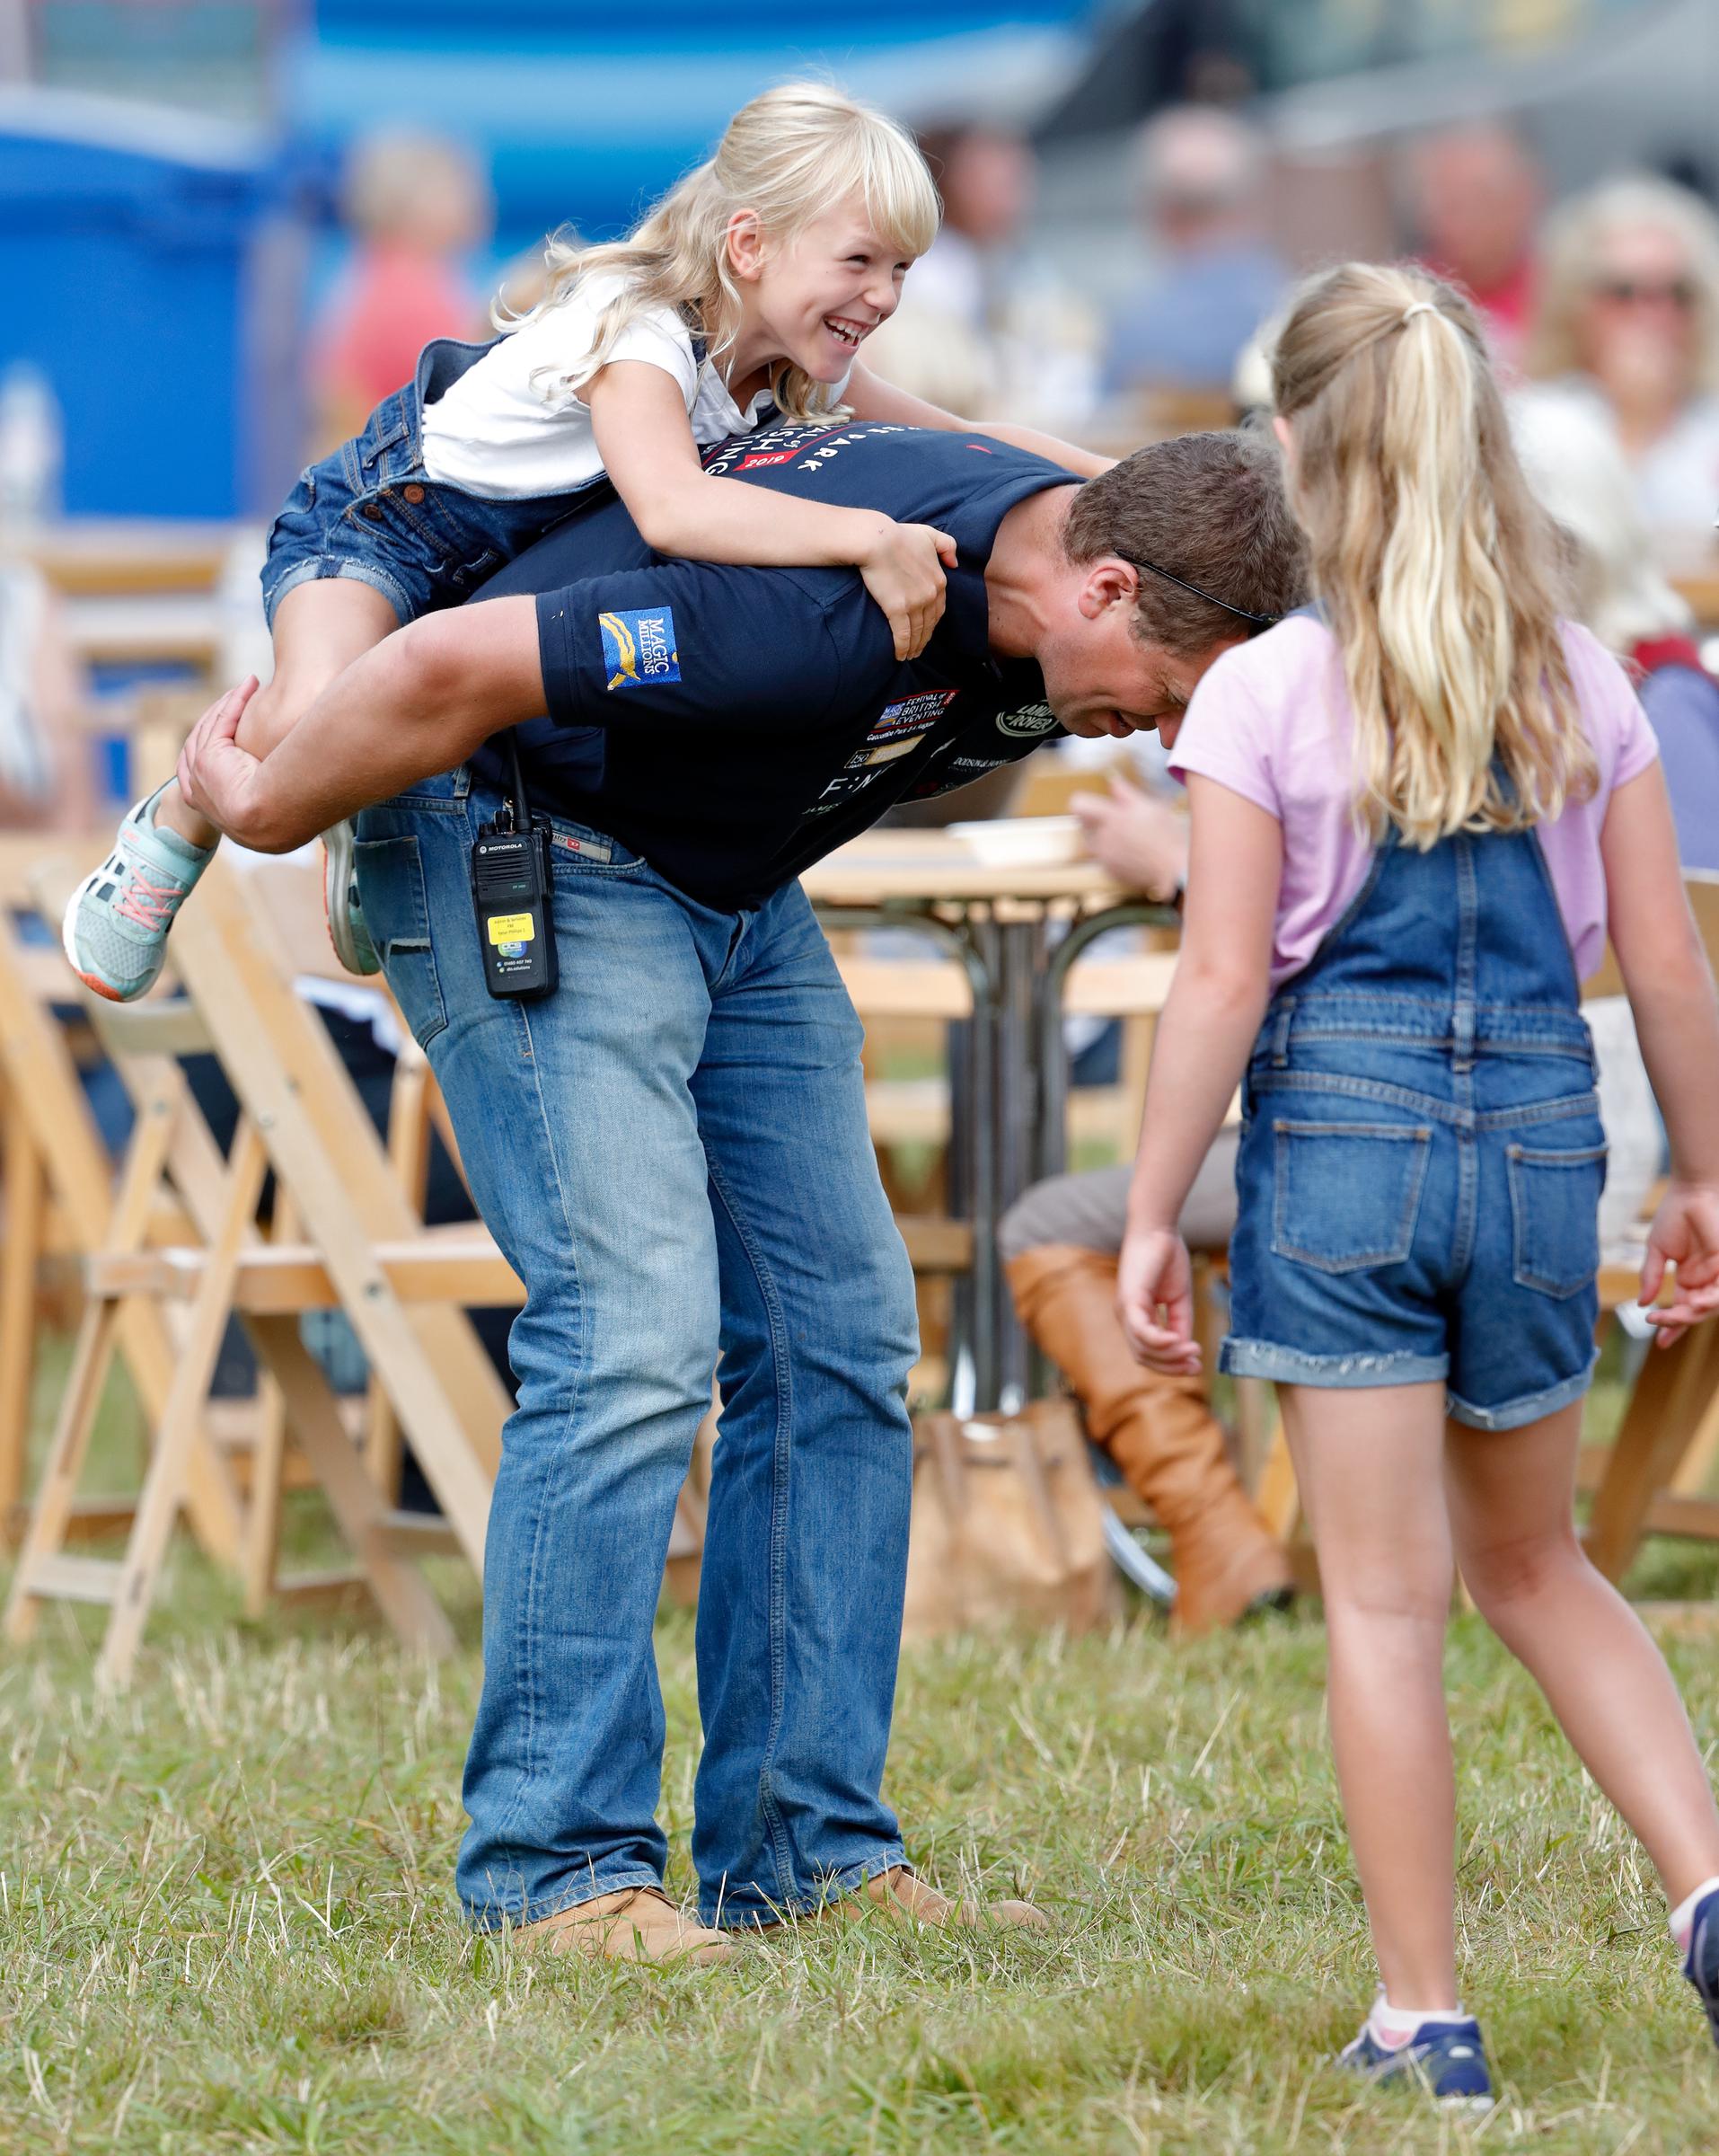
[470, 734, 558, 1000]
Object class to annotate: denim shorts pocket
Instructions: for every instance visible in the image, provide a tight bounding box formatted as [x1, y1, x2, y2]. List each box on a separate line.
[1507, 1140, 1607, 1298]
[1270, 1118, 1432, 1274]
[353, 835, 446, 1048]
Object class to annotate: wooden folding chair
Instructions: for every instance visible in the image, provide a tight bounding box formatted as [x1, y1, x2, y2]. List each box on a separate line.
[0, 840, 244, 1568]
[6, 858, 517, 1684]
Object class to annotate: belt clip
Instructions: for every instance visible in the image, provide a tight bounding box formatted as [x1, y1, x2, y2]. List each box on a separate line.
[1452, 1000, 1476, 1072]
[1269, 1001, 1295, 1068]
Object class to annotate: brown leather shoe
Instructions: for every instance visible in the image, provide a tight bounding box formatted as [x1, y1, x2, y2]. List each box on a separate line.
[852, 1866, 1050, 1930]
[754, 1865, 1048, 1931]
[1007, 1243, 1293, 1637]
[511, 1886, 737, 1966]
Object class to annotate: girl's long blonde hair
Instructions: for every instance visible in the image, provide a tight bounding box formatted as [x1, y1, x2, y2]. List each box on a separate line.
[1270, 261, 1594, 848]
[503, 83, 939, 424]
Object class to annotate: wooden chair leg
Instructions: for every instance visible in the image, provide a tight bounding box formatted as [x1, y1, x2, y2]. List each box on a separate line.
[249, 1314, 455, 1657]
[96, 1122, 269, 1691]
[0, 1106, 46, 1538]
[1585, 1328, 1719, 1583]
[3, 1296, 124, 1644]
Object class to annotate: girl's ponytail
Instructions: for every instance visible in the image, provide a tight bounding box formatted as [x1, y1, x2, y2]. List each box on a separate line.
[1271, 262, 1594, 846]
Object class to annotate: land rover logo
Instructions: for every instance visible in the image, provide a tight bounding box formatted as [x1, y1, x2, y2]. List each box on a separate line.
[995, 702, 1057, 738]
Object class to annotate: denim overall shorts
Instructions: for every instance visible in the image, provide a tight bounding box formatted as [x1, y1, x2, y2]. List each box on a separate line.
[260, 335, 613, 632]
[1222, 813, 1607, 1429]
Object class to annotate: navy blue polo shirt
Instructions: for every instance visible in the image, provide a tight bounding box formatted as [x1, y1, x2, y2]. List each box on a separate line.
[468, 420, 1075, 909]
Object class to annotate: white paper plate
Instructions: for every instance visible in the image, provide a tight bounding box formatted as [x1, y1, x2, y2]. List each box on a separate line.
[947, 815, 1085, 867]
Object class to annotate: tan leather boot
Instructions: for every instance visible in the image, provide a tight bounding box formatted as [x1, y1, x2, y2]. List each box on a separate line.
[1007, 1243, 1291, 1636]
[753, 1864, 1048, 1931]
[848, 1866, 1049, 1930]
[512, 1886, 737, 1966]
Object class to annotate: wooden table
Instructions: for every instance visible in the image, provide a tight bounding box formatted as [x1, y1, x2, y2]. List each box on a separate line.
[804, 831, 1175, 1408]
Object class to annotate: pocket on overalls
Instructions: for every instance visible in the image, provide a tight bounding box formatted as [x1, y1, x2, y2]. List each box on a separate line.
[1269, 1118, 1432, 1274]
[1506, 1140, 1607, 1298]
[354, 835, 446, 1048]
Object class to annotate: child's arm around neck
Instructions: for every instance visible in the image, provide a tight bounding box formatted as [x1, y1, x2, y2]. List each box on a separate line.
[584, 359, 954, 661]
[844, 362, 1115, 478]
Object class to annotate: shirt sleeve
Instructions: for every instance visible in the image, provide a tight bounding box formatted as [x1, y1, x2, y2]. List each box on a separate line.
[1166, 647, 1281, 817]
[530, 277, 701, 411]
[1564, 621, 1661, 789]
[534, 561, 854, 732]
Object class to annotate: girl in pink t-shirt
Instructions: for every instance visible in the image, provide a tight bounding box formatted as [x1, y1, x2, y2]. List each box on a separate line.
[1118, 261, 1719, 2106]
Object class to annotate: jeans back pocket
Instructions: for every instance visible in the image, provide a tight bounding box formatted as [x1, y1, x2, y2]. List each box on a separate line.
[1507, 1139, 1607, 1298]
[1269, 1118, 1432, 1274]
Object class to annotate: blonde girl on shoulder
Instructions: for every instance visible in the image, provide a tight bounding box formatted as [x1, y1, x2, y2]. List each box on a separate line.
[65, 82, 1108, 1003]
[1117, 261, 1719, 2108]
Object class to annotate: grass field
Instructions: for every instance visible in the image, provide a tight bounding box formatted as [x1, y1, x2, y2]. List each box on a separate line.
[5, 1358, 1719, 2152]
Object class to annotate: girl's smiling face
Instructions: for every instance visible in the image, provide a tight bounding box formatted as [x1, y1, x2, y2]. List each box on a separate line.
[727, 199, 918, 387]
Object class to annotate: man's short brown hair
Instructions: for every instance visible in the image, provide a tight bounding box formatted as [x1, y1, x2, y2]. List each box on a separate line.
[1063, 429, 1309, 656]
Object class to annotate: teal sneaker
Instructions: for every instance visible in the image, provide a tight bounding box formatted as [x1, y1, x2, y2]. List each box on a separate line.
[321, 818, 380, 976]
[61, 785, 216, 1003]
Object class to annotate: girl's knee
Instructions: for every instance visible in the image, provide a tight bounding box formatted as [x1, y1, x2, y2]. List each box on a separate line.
[1461, 1524, 1588, 1617]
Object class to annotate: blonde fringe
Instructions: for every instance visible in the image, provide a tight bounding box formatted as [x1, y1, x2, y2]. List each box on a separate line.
[497, 83, 939, 427]
[1271, 262, 1596, 848]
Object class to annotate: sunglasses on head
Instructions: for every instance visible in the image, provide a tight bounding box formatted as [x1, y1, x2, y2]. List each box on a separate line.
[1118, 553, 1281, 635]
[1592, 276, 1697, 310]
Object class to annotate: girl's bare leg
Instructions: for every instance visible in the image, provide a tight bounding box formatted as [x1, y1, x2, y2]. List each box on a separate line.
[154, 579, 400, 847]
[1446, 1402, 1719, 1903]
[1282, 1379, 1460, 2007]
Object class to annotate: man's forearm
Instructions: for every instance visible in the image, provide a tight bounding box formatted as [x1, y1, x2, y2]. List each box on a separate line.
[225, 596, 545, 850]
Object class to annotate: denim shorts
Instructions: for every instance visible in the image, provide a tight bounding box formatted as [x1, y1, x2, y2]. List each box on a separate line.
[1221, 1021, 1606, 1431]
[260, 375, 599, 632]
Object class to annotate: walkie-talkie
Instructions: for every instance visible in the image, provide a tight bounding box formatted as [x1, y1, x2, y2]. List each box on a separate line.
[471, 733, 558, 1000]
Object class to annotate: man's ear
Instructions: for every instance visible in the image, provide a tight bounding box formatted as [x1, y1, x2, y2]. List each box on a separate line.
[726, 211, 766, 283]
[1077, 558, 1140, 622]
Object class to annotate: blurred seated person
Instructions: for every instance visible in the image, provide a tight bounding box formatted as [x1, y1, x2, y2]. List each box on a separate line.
[1521, 174, 1719, 535]
[1104, 106, 1288, 406]
[861, 121, 1100, 430]
[1002, 779, 1292, 1634]
[1409, 123, 1543, 372]
[1514, 392, 1719, 870]
[310, 129, 494, 455]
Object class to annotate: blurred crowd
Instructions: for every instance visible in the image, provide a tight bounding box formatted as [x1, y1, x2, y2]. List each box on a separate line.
[301, 104, 1719, 554]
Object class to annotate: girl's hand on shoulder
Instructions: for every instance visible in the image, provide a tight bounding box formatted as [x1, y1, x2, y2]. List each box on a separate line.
[1115, 1224, 1201, 1375]
[1640, 1181, 1719, 1347]
[858, 520, 959, 660]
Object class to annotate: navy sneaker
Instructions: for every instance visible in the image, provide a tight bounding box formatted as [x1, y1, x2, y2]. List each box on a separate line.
[1339, 2014, 1495, 2111]
[1684, 1886, 1719, 2048]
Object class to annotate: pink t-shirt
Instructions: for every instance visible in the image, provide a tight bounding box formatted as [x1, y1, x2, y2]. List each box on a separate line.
[1168, 615, 1659, 990]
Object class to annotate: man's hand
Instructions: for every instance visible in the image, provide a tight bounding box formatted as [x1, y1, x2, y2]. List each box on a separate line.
[1071, 773, 1187, 901]
[176, 676, 283, 849]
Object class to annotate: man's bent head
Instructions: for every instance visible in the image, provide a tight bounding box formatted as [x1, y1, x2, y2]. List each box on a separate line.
[1037, 429, 1309, 738]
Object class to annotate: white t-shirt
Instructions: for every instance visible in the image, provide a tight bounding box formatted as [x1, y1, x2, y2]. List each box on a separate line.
[419, 271, 847, 499]
[1513, 376, 1719, 535]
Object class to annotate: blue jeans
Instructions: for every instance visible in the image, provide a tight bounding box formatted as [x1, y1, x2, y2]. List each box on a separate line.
[261, 338, 600, 631]
[354, 770, 918, 1927]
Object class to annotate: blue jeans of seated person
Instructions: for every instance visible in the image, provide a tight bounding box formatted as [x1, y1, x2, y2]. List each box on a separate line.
[354, 770, 918, 1929]
[1223, 813, 1606, 1431]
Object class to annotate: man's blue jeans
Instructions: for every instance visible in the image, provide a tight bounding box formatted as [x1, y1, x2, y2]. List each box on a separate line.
[355, 769, 918, 1928]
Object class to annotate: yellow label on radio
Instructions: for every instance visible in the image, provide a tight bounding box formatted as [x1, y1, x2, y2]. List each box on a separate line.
[487, 913, 534, 945]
